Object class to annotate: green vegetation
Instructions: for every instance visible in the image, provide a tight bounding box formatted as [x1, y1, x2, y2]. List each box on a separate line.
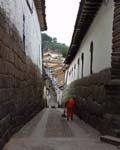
[42, 33, 69, 57]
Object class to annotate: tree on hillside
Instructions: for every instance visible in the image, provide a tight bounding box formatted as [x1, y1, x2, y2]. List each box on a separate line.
[52, 37, 57, 43]
[41, 33, 68, 57]
[42, 33, 52, 42]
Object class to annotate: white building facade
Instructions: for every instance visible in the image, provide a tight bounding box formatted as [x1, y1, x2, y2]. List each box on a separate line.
[0, 0, 46, 71]
[65, 0, 114, 85]
[63, 0, 120, 136]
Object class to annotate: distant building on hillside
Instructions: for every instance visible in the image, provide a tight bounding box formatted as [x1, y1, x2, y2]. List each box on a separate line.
[44, 50, 63, 59]
[43, 50, 65, 106]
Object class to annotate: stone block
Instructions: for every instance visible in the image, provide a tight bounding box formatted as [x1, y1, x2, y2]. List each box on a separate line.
[9, 50, 14, 63]
[0, 25, 6, 42]
[0, 42, 5, 58]
[0, 75, 10, 88]
[0, 89, 9, 103]
[0, 101, 13, 119]
[0, 114, 11, 137]
[100, 135, 120, 146]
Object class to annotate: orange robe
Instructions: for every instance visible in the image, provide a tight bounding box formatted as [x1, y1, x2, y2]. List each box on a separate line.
[65, 98, 75, 120]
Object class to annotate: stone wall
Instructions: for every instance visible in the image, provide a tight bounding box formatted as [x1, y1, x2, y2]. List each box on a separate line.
[62, 69, 118, 134]
[0, 8, 45, 148]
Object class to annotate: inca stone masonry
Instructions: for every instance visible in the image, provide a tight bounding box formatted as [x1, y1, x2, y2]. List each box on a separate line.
[0, 0, 47, 148]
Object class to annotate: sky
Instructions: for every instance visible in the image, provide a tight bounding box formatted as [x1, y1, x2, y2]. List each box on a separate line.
[44, 0, 80, 46]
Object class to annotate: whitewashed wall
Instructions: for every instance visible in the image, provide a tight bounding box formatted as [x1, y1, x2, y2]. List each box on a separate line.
[0, 0, 43, 71]
[66, 0, 114, 85]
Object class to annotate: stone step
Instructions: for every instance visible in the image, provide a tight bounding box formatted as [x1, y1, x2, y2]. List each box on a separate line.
[105, 95, 120, 100]
[105, 79, 120, 85]
[106, 91, 120, 95]
[100, 135, 120, 146]
[111, 75, 120, 79]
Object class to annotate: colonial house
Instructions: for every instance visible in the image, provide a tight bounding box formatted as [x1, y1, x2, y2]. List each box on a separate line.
[43, 50, 63, 60]
[65, 0, 114, 85]
[64, 0, 120, 136]
[0, 0, 46, 148]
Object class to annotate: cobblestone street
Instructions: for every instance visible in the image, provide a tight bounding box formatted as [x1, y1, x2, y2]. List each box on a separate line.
[3, 109, 118, 150]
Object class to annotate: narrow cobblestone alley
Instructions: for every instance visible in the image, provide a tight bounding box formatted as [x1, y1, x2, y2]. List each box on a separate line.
[3, 109, 118, 150]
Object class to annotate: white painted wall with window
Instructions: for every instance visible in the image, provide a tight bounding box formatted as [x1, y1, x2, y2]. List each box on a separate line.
[0, 0, 43, 71]
[65, 0, 114, 85]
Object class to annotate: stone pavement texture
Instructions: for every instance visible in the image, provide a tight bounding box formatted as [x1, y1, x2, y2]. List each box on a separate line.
[3, 108, 118, 150]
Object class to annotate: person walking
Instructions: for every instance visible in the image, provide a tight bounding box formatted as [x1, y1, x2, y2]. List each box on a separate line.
[65, 97, 75, 120]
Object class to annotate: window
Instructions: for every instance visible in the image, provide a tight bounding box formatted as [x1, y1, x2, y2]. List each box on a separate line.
[77, 58, 80, 65]
[23, 14, 25, 51]
[70, 70, 71, 75]
[39, 45, 40, 65]
[81, 53, 84, 78]
[26, 0, 33, 14]
[74, 64, 76, 79]
[74, 64, 76, 69]
[65, 71, 69, 84]
[77, 58, 80, 79]
[90, 41, 93, 75]
[69, 72, 70, 76]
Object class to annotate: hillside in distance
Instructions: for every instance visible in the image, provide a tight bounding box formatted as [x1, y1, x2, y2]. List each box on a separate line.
[42, 33, 69, 57]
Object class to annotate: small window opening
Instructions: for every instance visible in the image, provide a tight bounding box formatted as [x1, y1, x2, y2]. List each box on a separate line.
[81, 53, 84, 78]
[23, 14, 25, 51]
[26, 0, 33, 14]
[90, 41, 93, 75]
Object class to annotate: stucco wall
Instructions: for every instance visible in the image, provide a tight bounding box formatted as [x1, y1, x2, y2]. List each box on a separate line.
[0, 0, 42, 70]
[66, 0, 114, 85]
